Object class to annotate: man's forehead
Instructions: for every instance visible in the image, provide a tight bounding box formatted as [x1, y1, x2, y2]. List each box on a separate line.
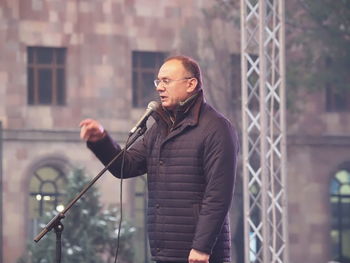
[158, 60, 185, 77]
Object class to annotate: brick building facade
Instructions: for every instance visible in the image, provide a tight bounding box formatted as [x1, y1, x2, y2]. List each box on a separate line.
[0, 0, 349, 263]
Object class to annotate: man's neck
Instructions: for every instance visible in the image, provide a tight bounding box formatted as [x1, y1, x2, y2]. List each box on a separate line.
[165, 91, 200, 123]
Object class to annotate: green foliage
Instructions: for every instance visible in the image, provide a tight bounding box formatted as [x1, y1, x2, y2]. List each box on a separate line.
[286, 0, 350, 92]
[19, 169, 136, 263]
[202, 0, 240, 25]
[209, 0, 350, 111]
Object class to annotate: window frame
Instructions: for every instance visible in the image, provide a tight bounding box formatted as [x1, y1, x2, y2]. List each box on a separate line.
[28, 165, 67, 239]
[27, 46, 67, 106]
[329, 169, 350, 262]
[326, 85, 350, 112]
[132, 51, 166, 108]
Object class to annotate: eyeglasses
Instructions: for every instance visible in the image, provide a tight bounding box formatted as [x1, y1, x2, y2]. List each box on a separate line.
[153, 77, 193, 88]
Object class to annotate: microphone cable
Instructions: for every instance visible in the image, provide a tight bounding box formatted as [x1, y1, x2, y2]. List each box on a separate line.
[112, 101, 157, 262]
[113, 134, 131, 263]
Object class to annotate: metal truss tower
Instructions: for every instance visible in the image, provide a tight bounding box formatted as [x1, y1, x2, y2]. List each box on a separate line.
[240, 0, 289, 262]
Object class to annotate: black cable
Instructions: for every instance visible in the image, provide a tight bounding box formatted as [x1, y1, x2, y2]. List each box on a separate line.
[114, 134, 131, 263]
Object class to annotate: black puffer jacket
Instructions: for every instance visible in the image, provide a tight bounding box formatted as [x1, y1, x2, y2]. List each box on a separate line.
[88, 92, 239, 262]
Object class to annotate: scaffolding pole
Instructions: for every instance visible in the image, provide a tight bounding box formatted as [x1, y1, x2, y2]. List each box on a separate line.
[240, 0, 289, 262]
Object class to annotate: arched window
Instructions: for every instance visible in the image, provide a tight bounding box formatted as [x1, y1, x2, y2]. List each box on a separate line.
[28, 166, 67, 238]
[330, 169, 350, 262]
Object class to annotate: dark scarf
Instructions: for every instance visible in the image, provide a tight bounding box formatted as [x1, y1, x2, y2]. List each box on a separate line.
[154, 90, 203, 133]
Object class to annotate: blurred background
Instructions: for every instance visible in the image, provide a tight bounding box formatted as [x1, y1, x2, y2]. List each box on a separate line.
[0, 0, 349, 262]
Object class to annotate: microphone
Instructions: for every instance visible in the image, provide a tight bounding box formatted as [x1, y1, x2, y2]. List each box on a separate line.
[129, 101, 159, 136]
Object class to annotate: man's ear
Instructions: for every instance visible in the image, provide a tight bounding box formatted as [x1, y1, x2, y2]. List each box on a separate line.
[186, 78, 198, 93]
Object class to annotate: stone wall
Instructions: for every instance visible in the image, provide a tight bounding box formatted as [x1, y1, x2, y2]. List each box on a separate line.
[1, 0, 349, 263]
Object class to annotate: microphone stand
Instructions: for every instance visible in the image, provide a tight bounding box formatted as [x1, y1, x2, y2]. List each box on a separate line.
[34, 125, 148, 263]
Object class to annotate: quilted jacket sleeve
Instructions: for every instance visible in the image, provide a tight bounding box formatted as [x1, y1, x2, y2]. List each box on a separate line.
[191, 118, 239, 254]
[87, 131, 148, 179]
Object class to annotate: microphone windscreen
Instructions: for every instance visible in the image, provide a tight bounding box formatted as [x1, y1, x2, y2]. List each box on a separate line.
[147, 101, 159, 111]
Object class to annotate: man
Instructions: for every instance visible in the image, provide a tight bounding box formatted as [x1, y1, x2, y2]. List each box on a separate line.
[80, 55, 239, 263]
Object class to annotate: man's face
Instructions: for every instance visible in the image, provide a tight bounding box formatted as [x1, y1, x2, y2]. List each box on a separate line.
[156, 59, 197, 111]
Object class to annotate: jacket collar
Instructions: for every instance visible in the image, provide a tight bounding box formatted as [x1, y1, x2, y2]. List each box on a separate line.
[153, 90, 204, 131]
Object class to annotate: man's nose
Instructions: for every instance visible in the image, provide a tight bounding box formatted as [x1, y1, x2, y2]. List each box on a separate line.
[156, 83, 165, 91]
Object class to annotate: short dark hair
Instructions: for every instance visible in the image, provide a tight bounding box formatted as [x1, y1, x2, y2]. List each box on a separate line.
[165, 55, 202, 90]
